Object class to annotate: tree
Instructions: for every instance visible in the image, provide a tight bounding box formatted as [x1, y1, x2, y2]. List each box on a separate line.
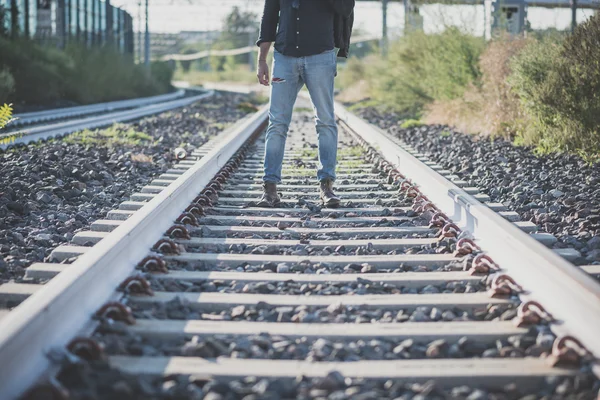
[210, 6, 259, 71]
[0, 4, 9, 38]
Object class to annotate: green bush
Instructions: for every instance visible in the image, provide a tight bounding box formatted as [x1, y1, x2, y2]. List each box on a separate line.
[0, 68, 15, 103]
[338, 56, 368, 91]
[64, 44, 163, 103]
[0, 37, 171, 106]
[368, 28, 485, 117]
[150, 61, 174, 92]
[0, 37, 75, 103]
[510, 13, 600, 156]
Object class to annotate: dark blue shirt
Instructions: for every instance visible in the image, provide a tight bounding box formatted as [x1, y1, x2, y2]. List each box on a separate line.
[257, 0, 336, 57]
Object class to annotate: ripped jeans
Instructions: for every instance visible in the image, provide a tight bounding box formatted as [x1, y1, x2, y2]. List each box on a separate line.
[263, 49, 338, 183]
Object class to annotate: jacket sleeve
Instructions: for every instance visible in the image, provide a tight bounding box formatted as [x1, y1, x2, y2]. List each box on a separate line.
[328, 0, 355, 18]
[256, 0, 280, 46]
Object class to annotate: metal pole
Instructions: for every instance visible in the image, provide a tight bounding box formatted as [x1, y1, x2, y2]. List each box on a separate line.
[381, 0, 388, 56]
[248, 30, 254, 72]
[403, 0, 410, 35]
[144, 0, 150, 71]
[138, 0, 142, 63]
[570, 0, 577, 32]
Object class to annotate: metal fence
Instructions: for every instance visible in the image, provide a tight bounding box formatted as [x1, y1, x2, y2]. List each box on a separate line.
[0, 0, 133, 53]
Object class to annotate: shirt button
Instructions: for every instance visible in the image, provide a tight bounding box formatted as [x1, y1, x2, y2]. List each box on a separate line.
[296, 46, 299, 48]
[296, 31, 299, 34]
[297, 17, 299, 20]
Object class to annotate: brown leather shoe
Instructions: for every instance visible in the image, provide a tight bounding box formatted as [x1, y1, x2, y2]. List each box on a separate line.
[257, 182, 281, 208]
[320, 179, 340, 208]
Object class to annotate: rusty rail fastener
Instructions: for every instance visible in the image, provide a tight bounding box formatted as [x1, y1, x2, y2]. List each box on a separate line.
[547, 336, 590, 368]
[177, 212, 199, 226]
[153, 239, 180, 254]
[399, 180, 413, 192]
[167, 224, 191, 240]
[438, 223, 460, 240]
[513, 301, 553, 327]
[454, 238, 481, 257]
[137, 256, 168, 274]
[488, 274, 523, 298]
[466, 253, 499, 275]
[95, 302, 136, 325]
[429, 212, 450, 228]
[185, 205, 204, 217]
[387, 170, 400, 184]
[119, 275, 154, 296]
[413, 197, 437, 214]
[194, 194, 212, 207]
[209, 180, 222, 190]
[202, 188, 217, 199]
[405, 186, 420, 199]
[67, 337, 105, 361]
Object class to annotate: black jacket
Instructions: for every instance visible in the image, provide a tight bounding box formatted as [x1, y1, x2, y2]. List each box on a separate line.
[329, 0, 355, 58]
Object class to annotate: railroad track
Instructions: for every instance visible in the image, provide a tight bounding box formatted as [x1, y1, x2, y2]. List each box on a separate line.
[1, 89, 213, 150]
[0, 99, 599, 399]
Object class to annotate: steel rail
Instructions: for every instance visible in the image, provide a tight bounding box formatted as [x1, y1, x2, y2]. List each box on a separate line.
[0, 105, 269, 400]
[335, 102, 600, 362]
[11, 89, 186, 127]
[0, 90, 214, 150]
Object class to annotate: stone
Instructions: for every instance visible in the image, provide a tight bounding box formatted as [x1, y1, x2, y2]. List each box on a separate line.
[276, 263, 290, 273]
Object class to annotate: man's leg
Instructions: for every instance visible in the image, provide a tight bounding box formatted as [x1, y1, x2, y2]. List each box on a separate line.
[263, 52, 304, 183]
[303, 49, 340, 207]
[259, 51, 304, 207]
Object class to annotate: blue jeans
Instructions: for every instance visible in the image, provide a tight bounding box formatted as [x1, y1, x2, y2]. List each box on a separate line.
[263, 49, 338, 183]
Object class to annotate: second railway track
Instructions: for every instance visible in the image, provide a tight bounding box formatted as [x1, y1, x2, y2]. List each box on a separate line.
[0, 98, 599, 399]
[1, 89, 213, 150]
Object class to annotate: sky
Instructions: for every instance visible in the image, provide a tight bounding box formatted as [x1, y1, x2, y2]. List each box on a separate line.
[110, 0, 595, 38]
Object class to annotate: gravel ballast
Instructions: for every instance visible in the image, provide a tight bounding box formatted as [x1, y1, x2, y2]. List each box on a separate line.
[96, 323, 553, 361]
[355, 107, 600, 266]
[0, 92, 260, 284]
[58, 362, 598, 400]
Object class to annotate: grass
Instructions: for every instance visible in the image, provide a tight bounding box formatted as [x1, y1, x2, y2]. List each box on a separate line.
[63, 124, 154, 147]
[294, 107, 313, 113]
[399, 119, 424, 129]
[300, 148, 319, 159]
[346, 99, 381, 113]
[237, 102, 259, 113]
[174, 67, 257, 86]
[340, 159, 364, 168]
[282, 166, 314, 176]
[338, 147, 364, 158]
